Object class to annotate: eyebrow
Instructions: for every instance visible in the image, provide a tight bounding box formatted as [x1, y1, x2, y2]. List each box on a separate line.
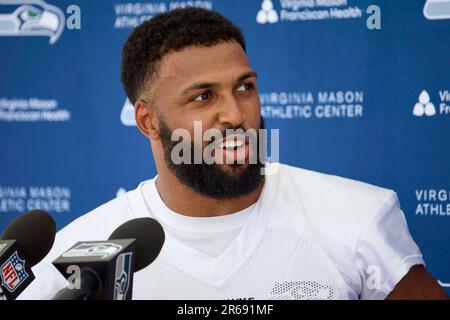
[181, 71, 257, 95]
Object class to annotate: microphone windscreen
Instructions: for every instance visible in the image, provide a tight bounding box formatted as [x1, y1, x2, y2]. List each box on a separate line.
[108, 217, 165, 272]
[1, 209, 56, 266]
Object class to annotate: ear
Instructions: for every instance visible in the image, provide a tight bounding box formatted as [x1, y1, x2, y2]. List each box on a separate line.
[135, 99, 160, 141]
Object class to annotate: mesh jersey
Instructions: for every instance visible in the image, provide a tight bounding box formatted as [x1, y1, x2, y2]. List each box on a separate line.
[133, 224, 349, 299]
[18, 163, 424, 300]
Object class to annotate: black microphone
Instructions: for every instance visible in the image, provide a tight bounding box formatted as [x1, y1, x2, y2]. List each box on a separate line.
[0, 210, 56, 300]
[52, 217, 165, 300]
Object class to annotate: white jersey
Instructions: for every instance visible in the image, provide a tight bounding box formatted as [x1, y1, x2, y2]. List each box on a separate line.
[18, 163, 424, 300]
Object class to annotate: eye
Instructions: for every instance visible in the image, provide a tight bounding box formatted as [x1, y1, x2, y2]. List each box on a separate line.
[20, 7, 41, 20]
[236, 83, 254, 92]
[193, 92, 211, 101]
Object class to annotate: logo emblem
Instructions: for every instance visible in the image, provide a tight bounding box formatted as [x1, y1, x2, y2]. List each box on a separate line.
[120, 98, 136, 126]
[0, 251, 29, 292]
[271, 281, 333, 300]
[116, 188, 126, 198]
[0, 0, 65, 44]
[62, 243, 122, 259]
[413, 90, 436, 117]
[424, 0, 450, 20]
[114, 252, 133, 300]
[256, 0, 278, 24]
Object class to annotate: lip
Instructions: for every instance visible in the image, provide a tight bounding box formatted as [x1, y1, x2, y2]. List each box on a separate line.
[212, 134, 247, 148]
[212, 133, 249, 164]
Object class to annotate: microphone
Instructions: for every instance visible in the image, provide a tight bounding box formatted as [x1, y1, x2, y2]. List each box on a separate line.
[52, 217, 165, 300]
[0, 210, 56, 300]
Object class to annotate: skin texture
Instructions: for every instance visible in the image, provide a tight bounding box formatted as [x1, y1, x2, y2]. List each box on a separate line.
[133, 41, 448, 300]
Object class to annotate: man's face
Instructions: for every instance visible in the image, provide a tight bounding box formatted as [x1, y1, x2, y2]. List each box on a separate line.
[147, 41, 264, 199]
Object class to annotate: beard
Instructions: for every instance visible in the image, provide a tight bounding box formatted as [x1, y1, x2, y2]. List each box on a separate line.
[158, 118, 265, 200]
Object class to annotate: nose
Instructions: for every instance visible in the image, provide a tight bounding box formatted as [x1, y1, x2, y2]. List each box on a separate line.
[217, 93, 246, 128]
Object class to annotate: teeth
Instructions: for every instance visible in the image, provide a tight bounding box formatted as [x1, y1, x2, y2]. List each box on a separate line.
[217, 139, 244, 149]
[225, 141, 235, 148]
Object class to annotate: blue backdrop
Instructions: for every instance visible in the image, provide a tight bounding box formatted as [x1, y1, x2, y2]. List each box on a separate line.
[1, 0, 449, 294]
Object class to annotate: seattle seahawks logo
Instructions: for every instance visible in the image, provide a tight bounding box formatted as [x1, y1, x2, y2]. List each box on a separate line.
[271, 281, 334, 300]
[62, 243, 123, 259]
[0, 0, 65, 44]
[114, 252, 133, 300]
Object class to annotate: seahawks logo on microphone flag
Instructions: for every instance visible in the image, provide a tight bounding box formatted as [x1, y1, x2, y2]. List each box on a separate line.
[62, 242, 122, 259]
[114, 252, 133, 300]
[1, 251, 29, 292]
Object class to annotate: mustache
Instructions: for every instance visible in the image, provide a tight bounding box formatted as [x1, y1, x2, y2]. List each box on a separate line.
[161, 126, 258, 146]
[158, 117, 265, 148]
[195, 126, 259, 149]
[218, 125, 248, 137]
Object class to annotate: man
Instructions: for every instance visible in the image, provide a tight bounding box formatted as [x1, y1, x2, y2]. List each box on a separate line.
[19, 7, 447, 300]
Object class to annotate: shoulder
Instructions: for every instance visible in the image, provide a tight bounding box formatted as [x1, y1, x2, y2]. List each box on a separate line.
[271, 163, 419, 299]
[277, 163, 396, 210]
[273, 163, 399, 248]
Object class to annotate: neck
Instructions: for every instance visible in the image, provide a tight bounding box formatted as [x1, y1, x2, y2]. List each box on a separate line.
[154, 166, 264, 218]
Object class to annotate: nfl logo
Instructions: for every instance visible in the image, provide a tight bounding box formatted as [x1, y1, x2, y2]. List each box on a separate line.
[1, 251, 29, 292]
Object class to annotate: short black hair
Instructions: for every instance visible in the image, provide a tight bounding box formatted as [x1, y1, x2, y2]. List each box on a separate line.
[120, 7, 246, 104]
